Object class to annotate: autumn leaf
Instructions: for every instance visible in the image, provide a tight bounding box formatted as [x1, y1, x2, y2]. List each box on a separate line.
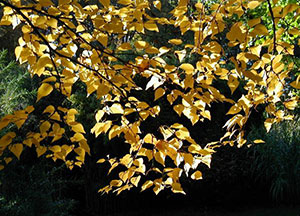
[9, 144, 23, 159]
[37, 83, 53, 102]
[99, 0, 110, 8]
[154, 88, 165, 101]
[191, 170, 202, 180]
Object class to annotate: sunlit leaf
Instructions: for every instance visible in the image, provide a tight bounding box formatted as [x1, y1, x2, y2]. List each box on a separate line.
[191, 170, 202, 180]
[99, 0, 110, 8]
[253, 139, 265, 144]
[179, 63, 194, 74]
[144, 21, 159, 32]
[168, 39, 183, 45]
[154, 88, 165, 101]
[110, 104, 124, 114]
[37, 83, 53, 102]
[247, 1, 261, 10]
[141, 180, 153, 192]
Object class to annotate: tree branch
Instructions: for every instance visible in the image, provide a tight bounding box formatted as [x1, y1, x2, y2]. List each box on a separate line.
[267, 0, 276, 55]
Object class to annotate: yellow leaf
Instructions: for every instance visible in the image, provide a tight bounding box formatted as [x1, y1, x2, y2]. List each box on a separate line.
[15, 46, 22, 60]
[173, 104, 184, 116]
[36, 16, 47, 26]
[248, 18, 261, 27]
[97, 83, 110, 98]
[48, 7, 60, 16]
[71, 133, 86, 142]
[0, 116, 12, 131]
[22, 25, 31, 34]
[175, 127, 190, 139]
[264, 118, 274, 133]
[153, 0, 161, 10]
[180, 63, 194, 74]
[175, 50, 186, 62]
[117, 0, 131, 5]
[120, 154, 132, 168]
[91, 122, 105, 137]
[110, 104, 124, 114]
[50, 112, 61, 121]
[200, 110, 211, 120]
[76, 25, 85, 32]
[141, 180, 153, 192]
[108, 125, 120, 140]
[144, 21, 159, 32]
[253, 24, 268, 36]
[253, 139, 265, 144]
[130, 176, 141, 187]
[201, 154, 212, 168]
[71, 122, 86, 133]
[49, 145, 61, 153]
[168, 39, 183, 45]
[144, 133, 153, 143]
[59, 0, 71, 5]
[226, 104, 242, 115]
[97, 33, 108, 47]
[134, 41, 149, 49]
[154, 88, 165, 101]
[37, 83, 53, 102]
[153, 184, 163, 195]
[188, 144, 201, 153]
[36, 146, 47, 157]
[9, 143, 23, 159]
[171, 182, 185, 194]
[40, 121, 51, 133]
[184, 153, 193, 166]
[99, 0, 110, 8]
[145, 149, 153, 161]
[39, 0, 53, 7]
[97, 158, 106, 163]
[35, 55, 52, 76]
[272, 54, 283, 68]
[145, 46, 159, 54]
[25, 106, 35, 114]
[79, 140, 90, 155]
[248, 1, 261, 10]
[284, 99, 298, 110]
[290, 80, 300, 89]
[43, 105, 55, 114]
[159, 46, 170, 55]
[191, 170, 202, 180]
[110, 179, 122, 187]
[228, 75, 239, 94]
[117, 43, 131, 51]
[47, 18, 58, 28]
[108, 163, 119, 175]
[154, 151, 165, 166]
[282, 3, 299, 17]
[4, 157, 12, 164]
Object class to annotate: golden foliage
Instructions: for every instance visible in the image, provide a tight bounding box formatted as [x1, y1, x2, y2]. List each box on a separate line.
[0, 0, 299, 194]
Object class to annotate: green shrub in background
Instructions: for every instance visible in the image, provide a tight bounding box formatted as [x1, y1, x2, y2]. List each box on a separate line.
[249, 116, 300, 204]
[0, 49, 36, 116]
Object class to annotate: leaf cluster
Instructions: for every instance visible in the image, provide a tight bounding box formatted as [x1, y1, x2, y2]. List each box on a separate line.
[0, 0, 299, 195]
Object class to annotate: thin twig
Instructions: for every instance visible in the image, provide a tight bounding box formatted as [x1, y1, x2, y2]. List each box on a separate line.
[267, 0, 276, 55]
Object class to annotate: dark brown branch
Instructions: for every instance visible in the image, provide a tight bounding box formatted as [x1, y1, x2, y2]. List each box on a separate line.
[267, 0, 276, 55]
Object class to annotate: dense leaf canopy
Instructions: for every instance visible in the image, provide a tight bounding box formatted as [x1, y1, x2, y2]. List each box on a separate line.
[0, 0, 299, 194]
